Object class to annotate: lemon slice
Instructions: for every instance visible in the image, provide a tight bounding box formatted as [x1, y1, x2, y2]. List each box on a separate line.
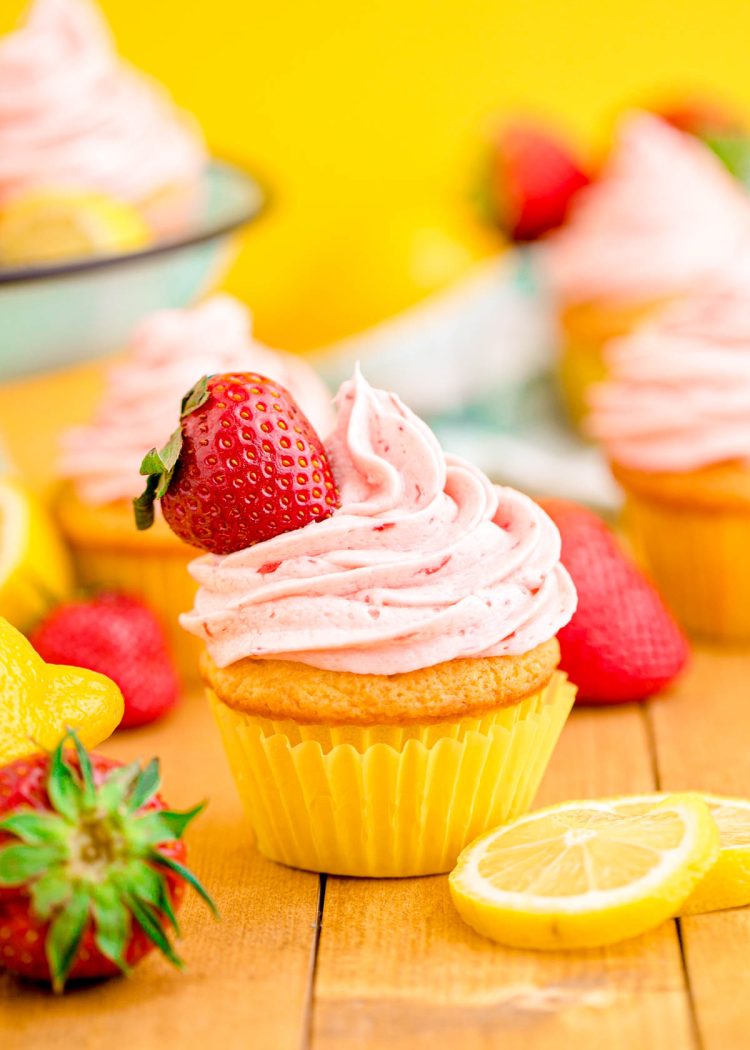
[0, 477, 73, 632]
[679, 794, 750, 915]
[0, 189, 151, 267]
[449, 794, 720, 950]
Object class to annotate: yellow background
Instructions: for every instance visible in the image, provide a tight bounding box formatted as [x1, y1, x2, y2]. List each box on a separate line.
[4, 0, 749, 348]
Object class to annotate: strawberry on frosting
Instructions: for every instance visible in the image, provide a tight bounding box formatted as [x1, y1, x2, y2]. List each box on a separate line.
[544, 113, 750, 305]
[0, 0, 205, 207]
[588, 258, 750, 473]
[180, 369, 577, 675]
[59, 295, 334, 506]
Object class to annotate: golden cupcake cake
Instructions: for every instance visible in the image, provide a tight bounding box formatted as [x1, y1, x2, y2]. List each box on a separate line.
[543, 113, 750, 427]
[588, 256, 750, 642]
[156, 368, 580, 877]
[57, 294, 333, 679]
[0, 0, 207, 266]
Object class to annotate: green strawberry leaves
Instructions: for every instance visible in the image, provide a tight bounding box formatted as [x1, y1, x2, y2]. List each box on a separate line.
[703, 132, 750, 188]
[133, 374, 212, 532]
[0, 731, 216, 992]
[47, 889, 90, 994]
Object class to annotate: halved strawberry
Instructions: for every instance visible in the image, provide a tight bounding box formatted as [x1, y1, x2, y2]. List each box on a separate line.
[135, 373, 339, 555]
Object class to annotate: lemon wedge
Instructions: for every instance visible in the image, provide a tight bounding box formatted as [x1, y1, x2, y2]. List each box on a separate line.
[449, 794, 719, 950]
[680, 794, 750, 915]
[0, 477, 73, 632]
[0, 189, 151, 267]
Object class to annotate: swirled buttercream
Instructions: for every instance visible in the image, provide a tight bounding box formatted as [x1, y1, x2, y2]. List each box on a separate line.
[588, 258, 750, 471]
[0, 0, 205, 206]
[544, 113, 750, 305]
[60, 295, 334, 505]
[181, 370, 576, 674]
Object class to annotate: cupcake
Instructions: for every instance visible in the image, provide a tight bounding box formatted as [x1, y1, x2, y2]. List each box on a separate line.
[57, 294, 334, 679]
[588, 258, 750, 643]
[544, 113, 750, 427]
[0, 0, 207, 263]
[172, 369, 577, 877]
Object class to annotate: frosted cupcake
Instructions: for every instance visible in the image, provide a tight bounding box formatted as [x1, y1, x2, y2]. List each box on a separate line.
[173, 369, 577, 877]
[588, 258, 750, 642]
[57, 294, 333, 678]
[544, 113, 750, 427]
[0, 0, 207, 263]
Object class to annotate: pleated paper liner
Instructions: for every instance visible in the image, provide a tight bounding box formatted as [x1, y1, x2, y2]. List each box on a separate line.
[624, 491, 750, 643]
[209, 671, 576, 878]
[65, 535, 201, 683]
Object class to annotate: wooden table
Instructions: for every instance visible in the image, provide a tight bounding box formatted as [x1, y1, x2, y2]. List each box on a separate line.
[2, 647, 749, 1050]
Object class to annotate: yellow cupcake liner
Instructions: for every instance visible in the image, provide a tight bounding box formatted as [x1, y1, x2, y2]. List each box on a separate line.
[557, 298, 667, 429]
[624, 492, 750, 643]
[208, 672, 576, 877]
[558, 339, 609, 429]
[66, 538, 201, 683]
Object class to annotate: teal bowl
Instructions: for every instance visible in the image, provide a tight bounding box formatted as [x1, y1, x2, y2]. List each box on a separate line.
[0, 161, 264, 382]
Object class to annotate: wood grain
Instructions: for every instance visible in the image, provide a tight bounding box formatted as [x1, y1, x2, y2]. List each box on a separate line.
[312, 704, 695, 1050]
[0, 692, 322, 1050]
[648, 649, 750, 1050]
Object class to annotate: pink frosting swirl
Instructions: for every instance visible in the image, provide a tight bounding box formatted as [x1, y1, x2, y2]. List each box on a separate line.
[60, 295, 335, 505]
[544, 113, 750, 305]
[180, 370, 576, 674]
[0, 0, 206, 206]
[588, 257, 750, 472]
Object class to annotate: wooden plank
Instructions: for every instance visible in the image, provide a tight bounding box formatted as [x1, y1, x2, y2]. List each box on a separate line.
[312, 705, 695, 1050]
[648, 648, 750, 1050]
[0, 690, 321, 1050]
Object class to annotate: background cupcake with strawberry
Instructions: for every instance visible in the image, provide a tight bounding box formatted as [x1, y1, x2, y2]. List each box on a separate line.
[137, 366, 577, 877]
[543, 112, 750, 428]
[57, 294, 333, 679]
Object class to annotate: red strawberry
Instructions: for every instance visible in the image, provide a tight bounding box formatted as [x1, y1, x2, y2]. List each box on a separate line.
[134, 373, 339, 555]
[0, 731, 215, 992]
[490, 121, 590, 241]
[30, 593, 179, 729]
[541, 499, 689, 704]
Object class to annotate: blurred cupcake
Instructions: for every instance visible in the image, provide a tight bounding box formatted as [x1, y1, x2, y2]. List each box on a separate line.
[588, 259, 750, 642]
[544, 113, 750, 427]
[0, 0, 207, 265]
[181, 370, 577, 876]
[57, 294, 334, 679]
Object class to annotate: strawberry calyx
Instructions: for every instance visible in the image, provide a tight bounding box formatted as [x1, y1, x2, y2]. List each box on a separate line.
[0, 731, 215, 992]
[133, 376, 211, 531]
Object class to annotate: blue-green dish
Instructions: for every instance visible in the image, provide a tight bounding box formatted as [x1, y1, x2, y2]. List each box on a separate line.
[0, 161, 264, 382]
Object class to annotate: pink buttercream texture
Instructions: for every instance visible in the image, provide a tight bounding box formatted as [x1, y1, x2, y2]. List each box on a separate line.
[0, 0, 206, 206]
[59, 295, 335, 505]
[543, 113, 750, 306]
[588, 257, 750, 472]
[181, 370, 577, 675]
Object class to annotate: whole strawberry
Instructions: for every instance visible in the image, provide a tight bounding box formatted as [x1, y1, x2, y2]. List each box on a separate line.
[0, 731, 215, 992]
[490, 121, 590, 242]
[135, 373, 339, 555]
[541, 499, 689, 704]
[31, 593, 179, 729]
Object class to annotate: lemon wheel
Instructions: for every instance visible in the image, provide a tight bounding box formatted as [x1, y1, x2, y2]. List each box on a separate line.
[0, 478, 73, 632]
[449, 794, 719, 950]
[0, 189, 151, 267]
